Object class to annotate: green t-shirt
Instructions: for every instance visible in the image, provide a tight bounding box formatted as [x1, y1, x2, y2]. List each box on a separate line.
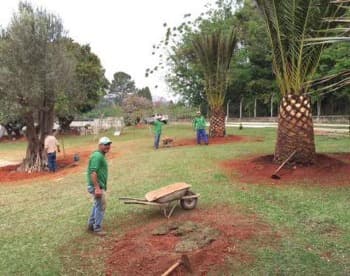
[87, 150, 108, 190]
[193, 116, 206, 130]
[153, 120, 164, 135]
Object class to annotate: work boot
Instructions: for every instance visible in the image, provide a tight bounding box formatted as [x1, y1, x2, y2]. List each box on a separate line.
[93, 230, 107, 236]
[87, 224, 94, 232]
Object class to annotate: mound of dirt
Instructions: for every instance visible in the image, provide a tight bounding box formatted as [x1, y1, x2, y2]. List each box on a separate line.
[105, 207, 279, 275]
[172, 135, 263, 147]
[221, 153, 350, 186]
[0, 150, 120, 184]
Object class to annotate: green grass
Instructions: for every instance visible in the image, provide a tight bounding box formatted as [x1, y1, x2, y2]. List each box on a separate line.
[0, 125, 349, 275]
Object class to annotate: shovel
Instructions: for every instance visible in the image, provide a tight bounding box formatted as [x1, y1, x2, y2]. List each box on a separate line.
[161, 254, 192, 276]
[271, 150, 297, 179]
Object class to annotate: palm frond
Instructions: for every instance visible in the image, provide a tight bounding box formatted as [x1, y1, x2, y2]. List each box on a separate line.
[192, 28, 237, 109]
[255, 0, 350, 95]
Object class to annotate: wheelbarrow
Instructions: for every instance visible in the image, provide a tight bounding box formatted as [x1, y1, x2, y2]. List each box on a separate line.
[162, 136, 174, 147]
[119, 182, 200, 218]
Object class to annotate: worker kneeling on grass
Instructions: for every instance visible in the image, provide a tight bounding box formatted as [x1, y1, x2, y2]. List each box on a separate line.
[86, 136, 112, 236]
[193, 111, 208, 145]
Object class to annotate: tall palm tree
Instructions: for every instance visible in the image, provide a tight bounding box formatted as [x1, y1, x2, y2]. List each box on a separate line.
[192, 28, 237, 137]
[254, 0, 350, 164]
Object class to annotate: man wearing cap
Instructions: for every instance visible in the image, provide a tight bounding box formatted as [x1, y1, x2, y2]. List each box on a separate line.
[192, 111, 209, 145]
[86, 136, 112, 235]
[153, 115, 164, 149]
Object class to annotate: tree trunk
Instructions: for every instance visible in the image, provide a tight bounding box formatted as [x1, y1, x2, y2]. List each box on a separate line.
[317, 96, 322, 121]
[274, 94, 316, 165]
[254, 98, 257, 118]
[18, 109, 54, 172]
[270, 94, 274, 117]
[17, 114, 45, 172]
[239, 97, 243, 119]
[209, 107, 226, 137]
[58, 115, 74, 132]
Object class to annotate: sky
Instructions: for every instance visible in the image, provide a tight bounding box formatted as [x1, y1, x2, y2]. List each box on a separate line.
[0, 0, 214, 100]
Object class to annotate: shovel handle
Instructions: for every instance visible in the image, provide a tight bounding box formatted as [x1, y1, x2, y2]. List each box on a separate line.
[161, 261, 181, 276]
[272, 150, 297, 175]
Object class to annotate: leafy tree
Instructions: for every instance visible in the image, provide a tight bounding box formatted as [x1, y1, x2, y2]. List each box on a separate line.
[313, 42, 350, 116]
[0, 96, 25, 139]
[56, 39, 108, 131]
[150, 0, 238, 136]
[137, 86, 153, 101]
[0, 2, 74, 172]
[109, 72, 136, 104]
[255, 0, 350, 164]
[228, 0, 277, 117]
[121, 95, 153, 125]
[147, 1, 238, 107]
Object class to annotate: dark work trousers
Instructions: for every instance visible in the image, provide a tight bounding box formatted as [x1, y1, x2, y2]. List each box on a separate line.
[196, 129, 208, 144]
[47, 152, 57, 172]
[154, 133, 161, 149]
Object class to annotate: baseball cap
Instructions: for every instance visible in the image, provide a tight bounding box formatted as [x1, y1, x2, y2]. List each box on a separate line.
[98, 136, 112, 145]
[196, 111, 201, 114]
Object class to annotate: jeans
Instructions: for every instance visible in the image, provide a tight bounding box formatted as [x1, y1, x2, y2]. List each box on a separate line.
[47, 152, 57, 172]
[154, 133, 161, 149]
[87, 186, 106, 232]
[196, 129, 208, 144]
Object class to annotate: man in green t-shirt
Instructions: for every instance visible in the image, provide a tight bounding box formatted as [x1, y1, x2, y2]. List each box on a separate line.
[153, 115, 164, 149]
[86, 136, 112, 235]
[193, 111, 209, 145]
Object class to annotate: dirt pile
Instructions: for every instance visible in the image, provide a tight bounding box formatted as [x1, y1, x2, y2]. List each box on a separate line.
[173, 135, 263, 147]
[106, 207, 278, 275]
[221, 153, 350, 186]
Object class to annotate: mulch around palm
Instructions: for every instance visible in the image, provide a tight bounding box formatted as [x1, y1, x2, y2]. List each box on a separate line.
[221, 153, 350, 186]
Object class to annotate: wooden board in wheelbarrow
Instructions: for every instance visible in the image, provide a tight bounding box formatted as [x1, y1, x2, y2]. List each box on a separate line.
[119, 182, 199, 218]
[146, 182, 198, 211]
[145, 182, 190, 202]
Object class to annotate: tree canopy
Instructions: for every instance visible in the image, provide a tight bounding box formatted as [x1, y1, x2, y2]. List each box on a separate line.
[109, 71, 136, 105]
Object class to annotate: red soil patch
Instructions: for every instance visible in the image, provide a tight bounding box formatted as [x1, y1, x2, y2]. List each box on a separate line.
[173, 135, 263, 147]
[0, 149, 120, 184]
[221, 153, 350, 186]
[105, 207, 279, 275]
[0, 136, 27, 143]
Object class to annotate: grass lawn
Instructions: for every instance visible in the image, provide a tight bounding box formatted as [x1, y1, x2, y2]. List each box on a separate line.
[0, 125, 349, 275]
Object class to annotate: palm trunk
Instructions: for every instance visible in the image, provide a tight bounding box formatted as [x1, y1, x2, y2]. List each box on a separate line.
[209, 107, 226, 137]
[274, 94, 316, 165]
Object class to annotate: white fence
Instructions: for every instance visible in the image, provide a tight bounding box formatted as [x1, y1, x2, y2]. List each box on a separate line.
[54, 117, 125, 136]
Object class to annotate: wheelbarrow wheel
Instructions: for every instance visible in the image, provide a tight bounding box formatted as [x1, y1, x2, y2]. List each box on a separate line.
[180, 191, 197, 210]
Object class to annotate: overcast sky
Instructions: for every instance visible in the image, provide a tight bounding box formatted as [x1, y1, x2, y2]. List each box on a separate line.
[0, 0, 214, 100]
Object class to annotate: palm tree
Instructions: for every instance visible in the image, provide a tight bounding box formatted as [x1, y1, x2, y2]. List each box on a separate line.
[192, 28, 237, 137]
[254, 0, 349, 164]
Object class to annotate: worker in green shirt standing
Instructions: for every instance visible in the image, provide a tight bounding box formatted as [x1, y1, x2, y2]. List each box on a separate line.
[193, 111, 209, 145]
[153, 115, 164, 149]
[86, 136, 112, 236]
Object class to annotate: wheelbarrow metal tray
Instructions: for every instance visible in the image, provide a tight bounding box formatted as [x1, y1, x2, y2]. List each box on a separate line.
[145, 182, 191, 203]
[119, 182, 199, 218]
